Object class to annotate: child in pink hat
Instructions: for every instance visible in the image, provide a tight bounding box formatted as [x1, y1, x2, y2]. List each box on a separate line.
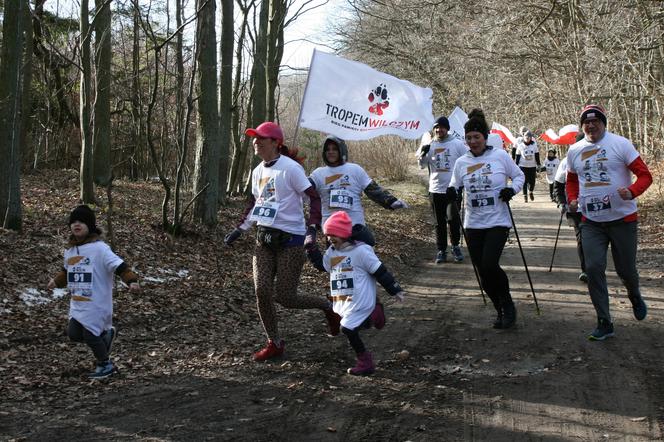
[307, 211, 406, 375]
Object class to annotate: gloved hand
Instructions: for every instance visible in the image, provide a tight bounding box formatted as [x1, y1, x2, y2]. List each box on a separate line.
[446, 187, 458, 201]
[498, 187, 516, 202]
[391, 199, 409, 209]
[559, 203, 568, 214]
[419, 144, 430, 157]
[394, 291, 406, 302]
[304, 225, 317, 250]
[540, 166, 547, 172]
[224, 228, 243, 245]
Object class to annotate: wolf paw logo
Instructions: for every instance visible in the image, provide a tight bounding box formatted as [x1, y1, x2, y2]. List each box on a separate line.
[368, 84, 389, 116]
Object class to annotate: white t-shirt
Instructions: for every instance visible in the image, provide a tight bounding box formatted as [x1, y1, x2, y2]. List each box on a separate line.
[451, 148, 525, 229]
[516, 140, 539, 168]
[418, 137, 468, 193]
[309, 162, 373, 226]
[323, 242, 382, 329]
[250, 156, 311, 235]
[566, 131, 639, 222]
[65, 241, 124, 336]
[554, 157, 568, 184]
[544, 157, 560, 184]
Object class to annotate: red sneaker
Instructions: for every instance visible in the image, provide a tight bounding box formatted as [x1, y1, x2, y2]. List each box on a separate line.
[370, 302, 386, 329]
[253, 339, 285, 361]
[347, 352, 375, 376]
[323, 309, 341, 336]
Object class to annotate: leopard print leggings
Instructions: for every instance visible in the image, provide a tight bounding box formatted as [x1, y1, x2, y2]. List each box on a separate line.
[253, 244, 328, 340]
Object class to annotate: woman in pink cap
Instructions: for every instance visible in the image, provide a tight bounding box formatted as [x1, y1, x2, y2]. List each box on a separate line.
[307, 210, 406, 376]
[224, 121, 341, 361]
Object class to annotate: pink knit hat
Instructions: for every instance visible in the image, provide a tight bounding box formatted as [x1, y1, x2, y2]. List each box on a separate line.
[323, 211, 353, 239]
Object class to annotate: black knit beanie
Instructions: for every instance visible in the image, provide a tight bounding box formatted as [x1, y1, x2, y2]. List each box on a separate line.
[68, 205, 101, 235]
[464, 108, 489, 139]
[433, 116, 450, 130]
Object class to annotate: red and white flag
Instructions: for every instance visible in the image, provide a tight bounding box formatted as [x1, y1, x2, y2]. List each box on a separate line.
[539, 124, 579, 145]
[490, 122, 518, 146]
[557, 124, 579, 145]
[298, 50, 434, 140]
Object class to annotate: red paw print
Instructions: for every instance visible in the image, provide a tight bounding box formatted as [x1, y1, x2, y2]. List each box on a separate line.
[368, 84, 389, 115]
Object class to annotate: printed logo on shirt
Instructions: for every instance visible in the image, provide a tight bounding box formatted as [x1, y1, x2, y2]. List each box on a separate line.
[580, 147, 611, 187]
[325, 173, 345, 185]
[433, 147, 451, 172]
[467, 163, 485, 174]
[330, 255, 351, 269]
[258, 177, 277, 200]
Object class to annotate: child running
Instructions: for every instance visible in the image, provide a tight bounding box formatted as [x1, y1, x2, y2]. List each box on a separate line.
[47, 205, 140, 379]
[307, 211, 406, 375]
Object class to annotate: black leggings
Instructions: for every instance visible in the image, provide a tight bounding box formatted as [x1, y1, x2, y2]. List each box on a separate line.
[67, 318, 110, 363]
[429, 192, 461, 251]
[521, 167, 537, 194]
[341, 316, 372, 355]
[465, 227, 513, 312]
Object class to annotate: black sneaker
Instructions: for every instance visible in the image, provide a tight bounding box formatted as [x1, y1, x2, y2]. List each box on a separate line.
[435, 251, 447, 264]
[88, 360, 116, 380]
[524, 195, 528, 203]
[588, 319, 615, 341]
[629, 295, 647, 321]
[578, 272, 588, 283]
[452, 246, 464, 263]
[492, 314, 504, 329]
[501, 302, 517, 329]
[529, 193, 534, 201]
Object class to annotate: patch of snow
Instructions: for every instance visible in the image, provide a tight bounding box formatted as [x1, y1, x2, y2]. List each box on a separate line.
[15, 287, 67, 308]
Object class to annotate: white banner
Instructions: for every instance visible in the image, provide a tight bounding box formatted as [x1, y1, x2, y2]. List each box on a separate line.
[448, 106, 468, 141]
[299, 50, 434, 140]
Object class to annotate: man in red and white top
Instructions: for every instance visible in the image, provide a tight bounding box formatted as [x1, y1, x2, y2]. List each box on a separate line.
[566, 104, 652, 341]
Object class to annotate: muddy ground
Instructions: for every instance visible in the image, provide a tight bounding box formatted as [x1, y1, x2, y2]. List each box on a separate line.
[1, 170, 663, 441]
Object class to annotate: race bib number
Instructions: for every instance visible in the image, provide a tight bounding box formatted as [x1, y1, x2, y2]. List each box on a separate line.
[330, 271, 354, 297]
[585, 195, 611, 213]
[470, 192, 495, 210]
[68, 264, 93, 293]
[250, 199, 279, 225]
[329, 189, 353, 209]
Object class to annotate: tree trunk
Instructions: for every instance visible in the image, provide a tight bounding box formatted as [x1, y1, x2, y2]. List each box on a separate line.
[266, 0, 285, 121]
[93, 0, 112, 186]
[217, 0, 234, 204]
[227, 1, 249, 195]
[242, 0, 270, 194]
[192, 0, 221, 226]
[79, 0, 95, 203]
[0, 0, 26, 230]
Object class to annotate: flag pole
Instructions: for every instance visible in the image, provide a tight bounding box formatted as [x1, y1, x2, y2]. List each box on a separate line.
[291, 48, 318, 148]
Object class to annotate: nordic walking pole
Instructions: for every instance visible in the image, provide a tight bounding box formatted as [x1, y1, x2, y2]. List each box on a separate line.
[548, 209, 565, 272]
[506, 202, 541, 315]
[452, 198, 487, 305]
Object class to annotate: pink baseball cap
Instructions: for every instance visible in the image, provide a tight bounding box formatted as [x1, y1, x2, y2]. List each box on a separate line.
[245, 122, 284, 144]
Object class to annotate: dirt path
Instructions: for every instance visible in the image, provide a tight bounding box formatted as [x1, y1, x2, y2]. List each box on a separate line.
[2, 182, 664, 441]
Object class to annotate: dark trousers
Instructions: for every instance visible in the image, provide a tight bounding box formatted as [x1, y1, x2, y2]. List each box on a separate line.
[567, 212, 586, 272]
[67, 318, 110, 363]
[521, 167, 537, 194]
[548, 183, 554, 200]
[465, 227, 513, 312]
[429, 192, 461, 252]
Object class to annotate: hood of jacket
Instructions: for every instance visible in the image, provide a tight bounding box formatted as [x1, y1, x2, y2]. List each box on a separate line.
[322, 135, 348, 166]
